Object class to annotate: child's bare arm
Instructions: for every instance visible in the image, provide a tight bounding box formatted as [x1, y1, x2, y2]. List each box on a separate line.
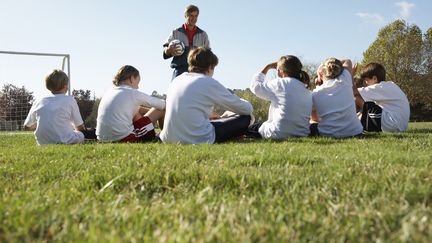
[353, 88, 364, 110]
[75, 124, 86, 131]
[351, 62, 364, 109]
[261, 62, 278, 75]
[24, 124, 36, 131]
[310, 107, 320, 123]
[341, 59, 353, 74]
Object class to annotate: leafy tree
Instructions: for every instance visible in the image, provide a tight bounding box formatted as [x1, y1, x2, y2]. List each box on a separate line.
[302, 62, 320, 90]
[422, 28, 432, 72]
[0, 83, 34, 130]
[84, 98, 100, 129]
[362, 20, 432, 119]
[234, 88, 270, 122]
[72, 89, 95, 123]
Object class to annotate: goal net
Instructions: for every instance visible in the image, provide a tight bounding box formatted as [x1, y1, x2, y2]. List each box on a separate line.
[0, 51, 70, 131]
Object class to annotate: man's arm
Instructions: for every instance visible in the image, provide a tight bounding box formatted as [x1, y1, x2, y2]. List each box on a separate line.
[163, 44, 178, 59]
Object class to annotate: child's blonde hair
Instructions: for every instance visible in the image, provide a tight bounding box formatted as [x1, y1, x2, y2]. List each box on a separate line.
[113, 65, 140, 86]
[322, 58, 343, 79]
[45, 69, 69, 93]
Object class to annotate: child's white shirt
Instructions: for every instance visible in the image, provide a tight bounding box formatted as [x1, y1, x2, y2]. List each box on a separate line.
[160, 72, 253, 144]
[24, 94, 84, 145]
[358, 81, 410, 132]
[250, 73, 312, 138]
[96, 85, 166, 141]
[312, 69, 363, 137]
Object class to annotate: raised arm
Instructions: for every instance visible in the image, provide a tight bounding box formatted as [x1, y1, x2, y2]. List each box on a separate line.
[260, 62, 277, 75]
[341, 59, 353, 75]
[163, 31, 177, 59]
[351, 62, 364, 109]
[250, 62, 278, 101]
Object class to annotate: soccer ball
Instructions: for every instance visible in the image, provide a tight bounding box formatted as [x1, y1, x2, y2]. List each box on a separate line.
[169, 39, 185, 56]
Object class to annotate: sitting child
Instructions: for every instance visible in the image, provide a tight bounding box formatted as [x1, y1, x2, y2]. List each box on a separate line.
[354, 62, 410, 132]
[247, 55, 312, 139]
[160, 47, 253, 144]
[24, 69, 94, 145]
[310, 58, 363, 138]
[96, 65, 165, 142]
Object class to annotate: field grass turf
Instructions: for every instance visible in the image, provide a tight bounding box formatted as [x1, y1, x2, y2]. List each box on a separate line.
[0, 123, 431, 242]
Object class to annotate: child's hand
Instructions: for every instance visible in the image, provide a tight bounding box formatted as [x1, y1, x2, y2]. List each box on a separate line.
[209, 112, 221, 120]
[24, 124, 36, 131]
[261, 62, 278, 75]
[352, 63, 359, 76]
[220, 110, 236, 118]
[315, 76, 323, 86]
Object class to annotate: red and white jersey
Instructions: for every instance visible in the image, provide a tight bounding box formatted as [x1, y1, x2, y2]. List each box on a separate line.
[96, 85, 165, 142]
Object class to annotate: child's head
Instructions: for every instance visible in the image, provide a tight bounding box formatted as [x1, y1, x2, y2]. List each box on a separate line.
[113, 65, 140, 87]
[188, 47, 219, 75]
[277, 55, 310, 88]
[321, 58, 343, 80]
[353, 76, 365, 89]
[45, 69, 69, 94]
[359, 63, 386, 85]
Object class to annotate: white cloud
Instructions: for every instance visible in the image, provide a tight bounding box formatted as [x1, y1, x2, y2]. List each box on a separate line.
[355, 12, 385, 24]
[395, 1, 415, 19]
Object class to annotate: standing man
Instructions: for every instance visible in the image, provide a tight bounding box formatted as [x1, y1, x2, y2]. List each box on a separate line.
[163, 5, 210, 80]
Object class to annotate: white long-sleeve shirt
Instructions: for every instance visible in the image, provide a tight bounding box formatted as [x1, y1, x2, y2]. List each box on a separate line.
[250, 73, 312, 138]
[312, 69, 363, 137]
[358, 81, 410, 132]
[160, 72, 253, 144]
[96, 85, 166, 141]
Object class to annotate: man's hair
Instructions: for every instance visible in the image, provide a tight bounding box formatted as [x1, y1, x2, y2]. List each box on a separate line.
[360, 62, 386, 83]
[322, 58, 343, 79]
[188, 47, 218, 73]
[45, 69, 69, 92]
[184, 5, 199, 17]
[277, 55, 310, 87]
[113, 65, 139, 86]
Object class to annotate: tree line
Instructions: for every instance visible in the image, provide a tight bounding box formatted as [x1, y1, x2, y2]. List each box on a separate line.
[1, 19, 431, 130]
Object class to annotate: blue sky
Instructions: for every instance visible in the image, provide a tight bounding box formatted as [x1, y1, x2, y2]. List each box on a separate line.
[1, 0, 431, 99]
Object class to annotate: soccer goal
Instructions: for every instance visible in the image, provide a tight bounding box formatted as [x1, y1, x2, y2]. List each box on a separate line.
[0, 51, 71, 131]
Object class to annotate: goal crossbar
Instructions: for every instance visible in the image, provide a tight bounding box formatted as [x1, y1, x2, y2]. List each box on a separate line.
[0, 50, 71, 95]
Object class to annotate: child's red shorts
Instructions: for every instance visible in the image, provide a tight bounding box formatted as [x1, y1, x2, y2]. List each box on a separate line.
[120, 116, 156, 143]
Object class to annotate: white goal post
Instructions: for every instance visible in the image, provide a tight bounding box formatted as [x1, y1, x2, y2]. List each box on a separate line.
[0, 51, 71, 131]
[0, 51, 71, 95]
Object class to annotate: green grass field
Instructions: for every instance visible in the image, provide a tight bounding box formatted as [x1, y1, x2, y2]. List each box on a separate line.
[1, 123, 431, 242]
